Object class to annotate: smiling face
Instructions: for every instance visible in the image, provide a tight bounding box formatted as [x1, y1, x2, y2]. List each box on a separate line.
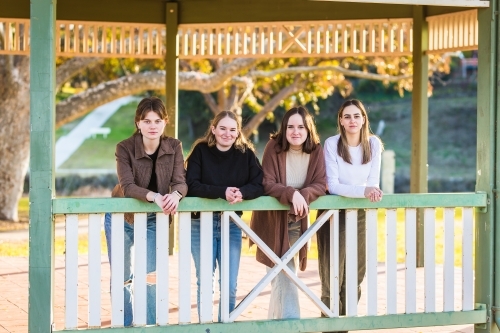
[286, 113, 308, 150]
[136, 111, 166, 141]
[211, 116, 238, 151]
[339, 104, 365, 137]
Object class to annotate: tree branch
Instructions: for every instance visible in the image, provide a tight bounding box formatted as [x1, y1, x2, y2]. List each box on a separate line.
[181, 58, 259, 93]
[242, 76, 306, 137]
[56, 57, 103, 91]
[56, 58, 260, 127]
[203, 93, 220, 115]
[248, 65, 411, 82]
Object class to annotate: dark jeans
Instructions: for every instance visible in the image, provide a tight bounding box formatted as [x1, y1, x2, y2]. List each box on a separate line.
[317, 209, 366, 333]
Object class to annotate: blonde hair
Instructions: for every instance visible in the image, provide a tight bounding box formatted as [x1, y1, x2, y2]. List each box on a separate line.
[336, 99, 383, 164]
[186, 111, 254, 164]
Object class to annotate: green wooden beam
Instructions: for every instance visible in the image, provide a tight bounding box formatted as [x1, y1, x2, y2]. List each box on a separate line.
[29, 0, 56, 333]
[165, 2, 178, 139]
[60, 305, 486, 333]
[475, 1, 497, 332]
[52, 193, 487, 214]
[165, 1, 179, 254]
[411, 5, 429, 268]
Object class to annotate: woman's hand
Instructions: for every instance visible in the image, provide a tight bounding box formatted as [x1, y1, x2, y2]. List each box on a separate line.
[225, 187, 243, 204]
[364, 186, 383, 202]
[156, 193, 180, 215]
[292, 191, 309, 216]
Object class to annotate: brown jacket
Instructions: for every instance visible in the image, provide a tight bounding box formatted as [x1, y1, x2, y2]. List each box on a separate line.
[250, 139, 326, 271]
[111, 134, 188, 224]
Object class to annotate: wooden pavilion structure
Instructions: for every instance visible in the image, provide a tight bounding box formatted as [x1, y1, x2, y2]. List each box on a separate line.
[1, 0, 498, 332]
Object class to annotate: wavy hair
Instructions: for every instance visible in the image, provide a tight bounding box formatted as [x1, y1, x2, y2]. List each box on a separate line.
[186, 111, 254, 164]
[336, 99, 383, 164]
[271, 106, 320, 154]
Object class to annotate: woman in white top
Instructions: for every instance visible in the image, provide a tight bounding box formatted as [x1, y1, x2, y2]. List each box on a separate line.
[317, 99, 383, 333]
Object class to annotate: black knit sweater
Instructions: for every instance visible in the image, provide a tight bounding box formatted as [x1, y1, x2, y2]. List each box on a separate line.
[186, 142, 264, 200]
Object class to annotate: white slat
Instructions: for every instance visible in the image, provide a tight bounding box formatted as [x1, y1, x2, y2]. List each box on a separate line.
[462, 207, 473, 311]
[443, 208, 455, 311]
[345, 209, 358, 316]
[424, 208, 436, 312]
[65, 214, 79, 329]
[133, 213, 148, 326]
[111, 213, 125, 327]
[405, 209, 417, 314]
[178, 212, 192, 324]
[227, 211, 334, 321]
[386, 209, 397, 314]
[88, 214, 102, 327]
[365, 209, 378, 316]
[221, 212, 231, 323]
[156, 213, 169, 325]
[330, 210, 340, 317]
[200, 212, 214, 323]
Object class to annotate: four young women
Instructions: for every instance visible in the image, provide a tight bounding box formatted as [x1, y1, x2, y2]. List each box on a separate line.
[106, 97, 382, 325]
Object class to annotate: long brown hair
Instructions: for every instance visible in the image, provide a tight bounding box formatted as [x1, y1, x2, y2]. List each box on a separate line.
[134, 96, 168, 136]
[186, 111, 254, 164]
[271, 106, 320, 154]
[336, 99, 383, 164]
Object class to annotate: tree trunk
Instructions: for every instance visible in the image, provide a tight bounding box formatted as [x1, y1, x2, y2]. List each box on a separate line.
[0, 55, 30, 221]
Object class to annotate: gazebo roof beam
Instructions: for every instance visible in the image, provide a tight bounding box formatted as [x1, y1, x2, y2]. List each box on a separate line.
[0, 0, 488, 24]
[312, 0, 489, 7]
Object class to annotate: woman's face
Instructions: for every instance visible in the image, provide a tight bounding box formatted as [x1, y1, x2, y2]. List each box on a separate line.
[136, 111, 166, 141]
[211, 116, 238, 151]
[339, 104, 365, 136]
[286, 113, 308, 150]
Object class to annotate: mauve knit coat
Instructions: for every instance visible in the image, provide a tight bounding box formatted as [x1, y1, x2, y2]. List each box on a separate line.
[250, 139, 326, 271]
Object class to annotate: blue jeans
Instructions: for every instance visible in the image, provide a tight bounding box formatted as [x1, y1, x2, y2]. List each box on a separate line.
[104, 213, 157, 326]
[190, 213, 242, 322]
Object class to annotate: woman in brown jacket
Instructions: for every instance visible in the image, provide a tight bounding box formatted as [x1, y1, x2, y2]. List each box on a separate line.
[251, 106, 326, 319]
[104, 97, 187, 326]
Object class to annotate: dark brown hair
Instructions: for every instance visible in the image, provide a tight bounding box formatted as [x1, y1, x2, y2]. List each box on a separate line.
[134, 96, 168, 136]
[271, 106, 320, 154]
[336, 99, 383, 164]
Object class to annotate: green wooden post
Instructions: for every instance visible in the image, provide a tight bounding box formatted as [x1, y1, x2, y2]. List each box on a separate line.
[166, 2, 179, 255]
[411, 5, 429, 268]
[28, 0, 56, 332]
[476, 1, 497, 332]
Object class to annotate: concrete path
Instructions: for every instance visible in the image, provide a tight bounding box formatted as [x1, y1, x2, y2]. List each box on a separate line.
[55, 96, 139, 169]
[0, 254, 474, 333]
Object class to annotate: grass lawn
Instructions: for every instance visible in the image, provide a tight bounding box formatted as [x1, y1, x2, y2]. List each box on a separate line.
[0, 203, 472, 268]
[59, 102, 137, 169]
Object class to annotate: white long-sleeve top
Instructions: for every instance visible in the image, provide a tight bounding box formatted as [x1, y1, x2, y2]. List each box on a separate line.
[324, 134, 382, 198]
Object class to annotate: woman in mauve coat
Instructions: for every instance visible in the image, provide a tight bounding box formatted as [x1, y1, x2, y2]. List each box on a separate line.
[250, 106, 326, 319]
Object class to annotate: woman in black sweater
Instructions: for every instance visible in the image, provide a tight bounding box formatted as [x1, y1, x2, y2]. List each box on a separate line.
[186, 111, 264, 322]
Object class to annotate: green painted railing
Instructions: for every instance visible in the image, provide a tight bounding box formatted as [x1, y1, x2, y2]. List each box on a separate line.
[54, 192, 488, 332]
[52, 192, 487, 213]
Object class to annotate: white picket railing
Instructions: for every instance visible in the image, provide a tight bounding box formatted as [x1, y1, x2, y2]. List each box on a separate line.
[62, 205, 475, 329]
[0, 10, 480, 59]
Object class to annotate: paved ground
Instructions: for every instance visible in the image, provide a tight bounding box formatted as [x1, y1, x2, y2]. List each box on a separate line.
[0, 254, 474, 333]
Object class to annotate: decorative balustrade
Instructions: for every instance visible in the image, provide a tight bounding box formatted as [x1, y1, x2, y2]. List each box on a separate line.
[53, 193, 487, 332]
[0, 10, 479, 59]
